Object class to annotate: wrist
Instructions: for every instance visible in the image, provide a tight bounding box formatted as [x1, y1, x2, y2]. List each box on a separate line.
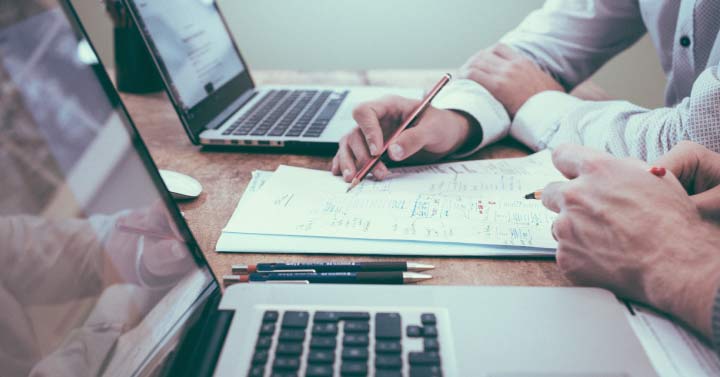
[447, 109, 483, 156]
[647, 222, 720, 339]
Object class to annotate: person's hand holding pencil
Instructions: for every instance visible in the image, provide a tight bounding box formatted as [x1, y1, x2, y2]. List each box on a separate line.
[332, 74, 483, 184]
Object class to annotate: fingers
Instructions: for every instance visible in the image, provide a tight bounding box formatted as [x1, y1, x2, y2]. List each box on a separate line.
[691, 185, 720, 221]
[386, 127, 432, 162]
[333, 130, 390, 182]
[541, 181, 566, 213]
[654, 141, 720, 194]
[353, 96, 419, 156]
[551, 144, 612, 179]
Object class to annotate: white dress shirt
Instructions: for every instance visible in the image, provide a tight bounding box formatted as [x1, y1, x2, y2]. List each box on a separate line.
[432, 0, 720, 161]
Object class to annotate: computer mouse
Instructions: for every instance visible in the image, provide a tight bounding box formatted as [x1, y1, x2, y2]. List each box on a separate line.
[159, 170, 203, 200]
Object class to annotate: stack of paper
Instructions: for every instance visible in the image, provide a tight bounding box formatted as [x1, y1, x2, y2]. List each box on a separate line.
[217, 151, 565, 256]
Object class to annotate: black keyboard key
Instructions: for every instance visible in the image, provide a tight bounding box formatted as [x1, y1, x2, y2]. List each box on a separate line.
[340, 362, 368, 376]
[279, 329, 305, 342]
[424, 338, 440, 351]
[375, 340, 402, 354]
[308, 350, 335, 364]
[276, 342, 303, 356]
[376, 371, 402, 377]
[252, 350, 268, 364]
[344, 321, 370, 333]
[409, 352, 441, 366]
[420, 313, 436, 325]
[248, 366, 265, 377]
[273, 357, 300, 371]
[263, 311, 279, 322]
[314, 311, 370, 322]
[310, 336, 337, 349]
[306, 364, 333, 377]
[343, 334, 369, 347]
[410, 366, 443, 377]
[375, 355, 402, 369]
[423, 326, 438, 338]
[375, 313, 402, 339]
[342, 347, 369, 360]
[407, 325, 423, 338]
[256, 336, 272, 349]
[312, 322, 338, 336]
[259, 323, 276, 335]
[282, 311, 309, 328]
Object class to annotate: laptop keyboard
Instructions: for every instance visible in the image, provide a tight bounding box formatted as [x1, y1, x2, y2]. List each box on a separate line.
[223, 89, 349, 138]
[247, 310, 444, 377]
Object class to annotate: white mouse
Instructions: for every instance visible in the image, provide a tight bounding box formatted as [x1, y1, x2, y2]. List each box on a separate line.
[159, 170, 203, 200]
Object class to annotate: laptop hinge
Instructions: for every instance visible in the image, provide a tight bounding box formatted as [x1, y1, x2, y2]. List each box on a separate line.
[162, 292, 235, 377]
[206, 90, 258, 130]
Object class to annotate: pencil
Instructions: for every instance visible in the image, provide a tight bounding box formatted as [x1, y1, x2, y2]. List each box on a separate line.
[346, 73, 452, 193]
[523, 166, 667, 200]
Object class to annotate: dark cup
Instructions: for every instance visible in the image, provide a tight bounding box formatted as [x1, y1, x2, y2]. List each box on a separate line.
[114, 22, 163, 94]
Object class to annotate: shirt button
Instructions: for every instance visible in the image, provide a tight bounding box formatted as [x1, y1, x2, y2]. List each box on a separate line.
[680, 36, 691, 47]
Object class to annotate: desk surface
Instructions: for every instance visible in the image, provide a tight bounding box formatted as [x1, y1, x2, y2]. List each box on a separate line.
[120, 70, 570, 287]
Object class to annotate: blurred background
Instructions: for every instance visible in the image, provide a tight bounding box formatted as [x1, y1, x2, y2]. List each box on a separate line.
[71, 0, 667, 107]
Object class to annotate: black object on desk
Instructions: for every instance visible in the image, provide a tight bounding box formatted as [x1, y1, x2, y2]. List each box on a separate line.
[106, 0, 163, 93]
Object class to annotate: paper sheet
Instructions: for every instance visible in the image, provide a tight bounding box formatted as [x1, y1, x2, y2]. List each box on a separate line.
[627, 304, 720, 377]
[223, 152, 562, 250]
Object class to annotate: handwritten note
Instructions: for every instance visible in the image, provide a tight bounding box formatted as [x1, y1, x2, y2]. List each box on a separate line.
[225, 152, 562, 249]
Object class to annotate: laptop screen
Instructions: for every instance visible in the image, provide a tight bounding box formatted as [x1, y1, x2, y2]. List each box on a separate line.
[0, 2, 216, 376]
[126, 0, 255, 139]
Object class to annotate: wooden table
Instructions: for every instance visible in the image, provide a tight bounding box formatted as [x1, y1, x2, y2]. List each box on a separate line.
[120, 70, 571, 287]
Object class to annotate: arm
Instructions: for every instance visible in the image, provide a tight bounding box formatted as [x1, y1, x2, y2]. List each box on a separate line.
[433, 0, 647, 155]
[500, 0, 646, 91]
[512, 65, 720, 161]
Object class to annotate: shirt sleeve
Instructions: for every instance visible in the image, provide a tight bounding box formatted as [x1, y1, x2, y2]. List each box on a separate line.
[500, 0, 647, 91]
[432, 79, 511, 158]
[713, 284, 720, 354]
[510, 65, 720, 161]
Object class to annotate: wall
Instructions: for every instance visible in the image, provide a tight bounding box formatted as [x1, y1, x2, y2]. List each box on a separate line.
[72, 0, 667, 107]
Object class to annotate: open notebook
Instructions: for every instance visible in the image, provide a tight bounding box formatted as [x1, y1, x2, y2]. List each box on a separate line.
[217, 151, 564, 256]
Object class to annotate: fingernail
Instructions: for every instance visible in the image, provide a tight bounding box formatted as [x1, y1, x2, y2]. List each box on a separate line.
[368, 143, 378, 156]
[389, 144, 404, 160]
[343, 169, 351, 178]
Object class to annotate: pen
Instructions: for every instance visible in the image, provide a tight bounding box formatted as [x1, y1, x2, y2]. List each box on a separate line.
[346, 73, 452, 193]
[524, 165, 668, 200]
[231, 262, 435, 274]
[223, 271, 432, 285]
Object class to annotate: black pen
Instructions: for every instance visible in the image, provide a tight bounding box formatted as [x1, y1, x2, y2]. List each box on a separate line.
[232, 262, 435, 274]
[223, 271, 432, 285]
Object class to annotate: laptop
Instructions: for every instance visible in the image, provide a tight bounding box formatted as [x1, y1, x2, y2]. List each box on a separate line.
[0, 2, 659, 376]
[121, 0, 422, 151]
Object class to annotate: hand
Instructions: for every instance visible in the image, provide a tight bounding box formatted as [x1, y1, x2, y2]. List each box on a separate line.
[105, 202, 193, 286]
[331, 95, 480, 182]
[460, 44, 564, 117]
[654, 141, 720, 221]
[541, 144, 720, 340]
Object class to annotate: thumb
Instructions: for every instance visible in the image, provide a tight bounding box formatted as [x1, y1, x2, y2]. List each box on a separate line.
[691, 185, 720, 221]
[386, 127, 431, 161]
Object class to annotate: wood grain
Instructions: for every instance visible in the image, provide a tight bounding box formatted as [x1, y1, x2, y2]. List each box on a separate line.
[120, 70, 570, 287]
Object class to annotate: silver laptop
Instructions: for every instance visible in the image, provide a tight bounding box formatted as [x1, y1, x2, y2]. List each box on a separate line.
[0, 2, 658, 376]
[122, 0, 422, 151]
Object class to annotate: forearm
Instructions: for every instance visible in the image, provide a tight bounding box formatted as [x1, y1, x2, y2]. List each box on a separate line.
[499, 0, 645, 90]
[511, 66, 720, 161]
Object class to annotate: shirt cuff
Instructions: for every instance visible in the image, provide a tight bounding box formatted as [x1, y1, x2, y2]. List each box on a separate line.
[431, 79, 511, 158]
[511, 91, 583, 151]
